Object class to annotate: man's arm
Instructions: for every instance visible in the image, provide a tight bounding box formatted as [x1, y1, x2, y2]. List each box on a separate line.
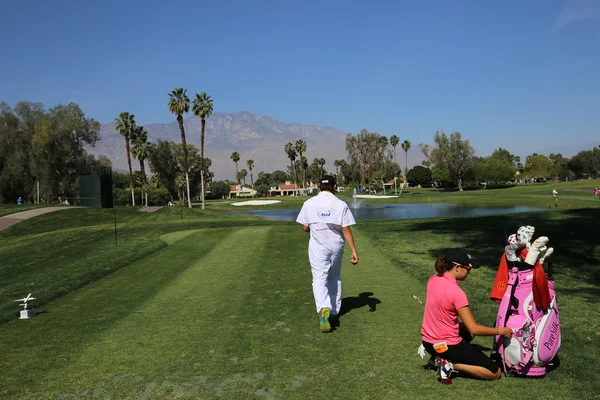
[341, 226, 359, 264]
[302, 225, 310, 232]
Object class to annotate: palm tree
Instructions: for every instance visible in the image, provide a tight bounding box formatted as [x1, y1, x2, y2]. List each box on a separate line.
[131, 126, 150, 206]
[192, 92, 213, 210]
[401, 140, 412, 176]
[236, 171, 244, 185]
[240, 169, 248, 186]
[246, 159, 255, 188]
[295, 140, 307, 188]
[168, 88, 191, 208]
[337, 159, 347, 183]
[231, 152, 240, 179]
[334, 159, 342, 177]
[176, 174, 186, 204]
[378, 136, 389, 175]
[284, 143, 297, 184]
[319, 158, 326, 180]
[115, 112, 137, 206]
[390, 135, 399, 171]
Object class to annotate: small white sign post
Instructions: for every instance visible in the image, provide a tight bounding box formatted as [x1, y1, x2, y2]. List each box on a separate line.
[15, 293, 36, 319]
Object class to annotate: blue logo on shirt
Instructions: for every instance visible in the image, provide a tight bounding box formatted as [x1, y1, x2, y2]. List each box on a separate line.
[317, 211, 331, 218]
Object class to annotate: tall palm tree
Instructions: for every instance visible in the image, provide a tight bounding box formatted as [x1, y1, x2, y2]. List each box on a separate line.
[240, 169, 248, 186]
[390, 135, 399, 172]
[295, 140, 307, 188]
[131, 126, 151, 207]
[168, 88, 191, 208]
[115, 112, 136, 206]
[284, 143, 297, 184]
[192, 92, 213, 210]
[246, 159, 254, 189]
[401, 140, 412, 176]
[231, 152, 240, 179]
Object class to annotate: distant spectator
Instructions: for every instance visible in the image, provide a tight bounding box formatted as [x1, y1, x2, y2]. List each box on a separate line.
[594, 187, 598, 200]
[17, 197, 22, 205]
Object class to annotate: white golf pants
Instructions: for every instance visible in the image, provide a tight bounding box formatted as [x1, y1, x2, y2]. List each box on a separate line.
[309, 244, 343, 315]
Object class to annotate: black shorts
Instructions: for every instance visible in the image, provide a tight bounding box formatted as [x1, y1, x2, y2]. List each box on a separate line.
[422, 339, 499, 374]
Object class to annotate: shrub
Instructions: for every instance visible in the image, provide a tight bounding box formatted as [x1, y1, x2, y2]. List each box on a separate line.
[113, 187, 143, 206]
[406, 166, 432, 186]
[255, 184, 269, 197]
[147, 188, 171, 205]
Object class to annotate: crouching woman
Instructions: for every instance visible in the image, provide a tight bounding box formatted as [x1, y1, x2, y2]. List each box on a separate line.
[421, 251, 512, 382]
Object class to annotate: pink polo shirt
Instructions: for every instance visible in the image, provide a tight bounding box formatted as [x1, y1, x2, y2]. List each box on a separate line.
[421, 273, 469, 345]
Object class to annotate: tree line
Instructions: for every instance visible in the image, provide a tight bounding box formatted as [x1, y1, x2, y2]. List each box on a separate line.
[0, 101, 103, 203]
[4, 97, 600, 204]
[408, 131, 599, 190]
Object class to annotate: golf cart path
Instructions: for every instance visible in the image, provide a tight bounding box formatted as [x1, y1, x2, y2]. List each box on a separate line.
[139, 206, 164, 213]
[0, 206, 84, 231]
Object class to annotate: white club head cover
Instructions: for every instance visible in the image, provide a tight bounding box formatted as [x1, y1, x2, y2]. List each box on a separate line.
[517, 226, 535, 249]
[540, 247, 554, 265]
[505, 242, 526, 262]
[525, 236, 549, 266]
[504, 234, 522, 262]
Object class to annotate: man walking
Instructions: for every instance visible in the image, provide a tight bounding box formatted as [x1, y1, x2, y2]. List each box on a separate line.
[296, 175, 359, 333]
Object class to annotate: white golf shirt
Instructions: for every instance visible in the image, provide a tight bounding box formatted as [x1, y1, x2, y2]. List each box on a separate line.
[296, 191, 356, 252]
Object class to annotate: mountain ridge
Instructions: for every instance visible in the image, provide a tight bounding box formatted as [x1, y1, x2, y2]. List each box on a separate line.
[87, 111, 351, 180]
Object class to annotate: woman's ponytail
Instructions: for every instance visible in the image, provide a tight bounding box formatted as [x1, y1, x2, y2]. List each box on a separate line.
[435, 256, 448, 276]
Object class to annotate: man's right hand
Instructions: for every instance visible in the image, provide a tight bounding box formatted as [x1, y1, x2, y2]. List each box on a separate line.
[350, 251, 359, 265]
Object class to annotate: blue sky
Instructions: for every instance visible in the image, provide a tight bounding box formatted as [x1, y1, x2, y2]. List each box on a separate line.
[2, 0, 599, 159]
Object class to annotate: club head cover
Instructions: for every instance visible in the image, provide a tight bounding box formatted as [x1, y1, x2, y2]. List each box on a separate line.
[517, 225, 535, 249]
[540, 247, 554, 265]
[525, 236, 549, 266]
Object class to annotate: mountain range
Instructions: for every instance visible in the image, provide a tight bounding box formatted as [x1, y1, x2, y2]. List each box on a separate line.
[88, 112, 596, 180]
[88, 111, 356, 180]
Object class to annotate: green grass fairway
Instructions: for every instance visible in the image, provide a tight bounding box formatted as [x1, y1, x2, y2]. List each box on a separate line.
[1, 184, 599, 399]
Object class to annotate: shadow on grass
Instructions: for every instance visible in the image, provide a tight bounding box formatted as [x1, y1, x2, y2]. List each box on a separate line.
[339, 292, 381, 317]
[406, 208, 600, 297]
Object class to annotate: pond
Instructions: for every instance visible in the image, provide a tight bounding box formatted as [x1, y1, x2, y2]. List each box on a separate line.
[229, 203, 543, 221]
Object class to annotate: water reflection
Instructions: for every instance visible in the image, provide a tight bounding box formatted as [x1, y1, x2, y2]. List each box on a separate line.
[230, 203, 543, 221]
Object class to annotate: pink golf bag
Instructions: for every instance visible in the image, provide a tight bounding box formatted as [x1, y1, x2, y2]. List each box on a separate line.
[495, 261, 561, 377]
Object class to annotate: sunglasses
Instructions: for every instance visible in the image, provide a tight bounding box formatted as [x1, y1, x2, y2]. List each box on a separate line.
[452, 262, 471, 272]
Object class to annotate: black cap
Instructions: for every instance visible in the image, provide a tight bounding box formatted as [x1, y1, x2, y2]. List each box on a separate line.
[320, 175, 337, 186]
[444, 250, 481, 269]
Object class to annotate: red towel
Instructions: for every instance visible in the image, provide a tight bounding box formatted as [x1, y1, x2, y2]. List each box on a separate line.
[490, 249, 551, 310]
[490, 254, 509, 304]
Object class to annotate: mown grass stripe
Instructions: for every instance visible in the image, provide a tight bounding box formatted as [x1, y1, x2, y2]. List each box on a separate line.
[0, 227, 239, 398]
[16, 227, 273, 398]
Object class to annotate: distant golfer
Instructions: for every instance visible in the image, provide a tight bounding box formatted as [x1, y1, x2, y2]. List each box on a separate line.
[296, 175, 359, 333]
[552, 189, 558, 205]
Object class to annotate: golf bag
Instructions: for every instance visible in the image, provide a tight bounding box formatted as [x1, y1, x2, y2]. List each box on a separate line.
[495, 261, 561, 377]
